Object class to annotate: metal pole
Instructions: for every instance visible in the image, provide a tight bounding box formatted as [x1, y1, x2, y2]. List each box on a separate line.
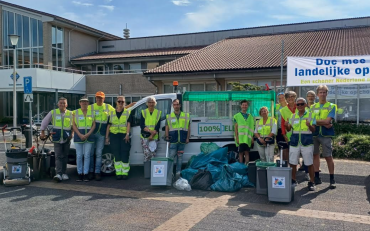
[29, 101, 33, 147]
[13, 47, 17, 140]
[37, 93, 40, 123]
[280, 40, 284, 92]
[55, 89, 58, 108]
[357, 85, 360, 125]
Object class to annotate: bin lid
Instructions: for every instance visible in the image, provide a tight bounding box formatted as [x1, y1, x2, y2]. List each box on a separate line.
[151, 157, 174, 162]
[256, 161, 276, 168]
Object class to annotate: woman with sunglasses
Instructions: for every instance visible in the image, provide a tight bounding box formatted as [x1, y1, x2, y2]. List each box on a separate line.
[105, 96, 133, 180]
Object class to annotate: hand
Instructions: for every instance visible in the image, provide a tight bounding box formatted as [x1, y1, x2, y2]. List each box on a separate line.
[105, 137, 110, 145]
[305, 119, 310, 127]
[151, 130, 157, 135]
[124, 134, 130, 143]
[78, 134, 85, 140]
[324, 124, 333, 129]
[68, 135, 73, 141]
[283, 135, 289, 143]
[186, 138, 189, 144]
[236, 137, 239, 145]
[40, 134, 46, 140]
[284, 121, 289, 128]
[259, 137, 266, 145]
[148, 135, 154, 141]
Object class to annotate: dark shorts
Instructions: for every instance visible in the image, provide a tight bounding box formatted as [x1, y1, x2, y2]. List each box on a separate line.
[276, 128, 289, 150]
[239, 143, 250, 153]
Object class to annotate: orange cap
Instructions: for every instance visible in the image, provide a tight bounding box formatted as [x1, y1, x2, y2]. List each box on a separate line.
[95, 91, 105, 98]
[173, 81, 179, 86]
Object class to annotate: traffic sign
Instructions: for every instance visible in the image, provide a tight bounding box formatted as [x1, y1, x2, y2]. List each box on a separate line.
[10, 72, 20, 81]
[24, 76, 32, 94]
[24, 94, 33, 103]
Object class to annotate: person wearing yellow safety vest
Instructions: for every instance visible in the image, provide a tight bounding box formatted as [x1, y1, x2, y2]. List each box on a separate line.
[87, 91, 115, 181]
[285, 98, 316, 191]
[72, 97, 96, 182]
[165, 99, 191, 177]
[254, 107, 277, 163]
[140, 96, 162, 170]
[280, 91, 297, 163]
[40, 97, 73, 183]
[106, 96, 133, 180]
[306, 90, 316, 108]
[234, 100, 254, 165]
[275, 92, 287, 151]
[310, 85, 337, 189]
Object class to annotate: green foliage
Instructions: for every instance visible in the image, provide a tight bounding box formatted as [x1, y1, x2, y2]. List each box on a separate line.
[333, 122, 370, 135]
[332, 134, 370, 160]
[0, 117, 13, 123]
[229, 82, 262, 91]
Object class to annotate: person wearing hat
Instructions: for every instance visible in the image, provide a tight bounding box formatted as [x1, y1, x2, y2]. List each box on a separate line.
[40, 97, 73, 182]
[87, 91, 115, 181]
[105, 96, 133, 180]
[72, 97, 96, 182]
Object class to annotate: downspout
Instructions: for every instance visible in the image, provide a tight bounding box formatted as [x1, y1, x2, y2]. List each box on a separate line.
[214, 73, 221, 91]
[147, 76, 158, 94]
[69, 26, 78, 62]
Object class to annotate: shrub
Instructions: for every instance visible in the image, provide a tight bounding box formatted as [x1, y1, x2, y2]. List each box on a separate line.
[333, 122, 370, 136]
[332, 134, 370, 160]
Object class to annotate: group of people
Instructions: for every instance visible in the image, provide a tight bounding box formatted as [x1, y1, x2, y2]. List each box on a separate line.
[40, 91, 190, 182]
[234, 84, 336, 192]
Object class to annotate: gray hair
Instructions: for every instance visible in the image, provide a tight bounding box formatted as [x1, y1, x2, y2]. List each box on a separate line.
[296, 97, 307, 104]
[146, 96, 157, 106]
[306, 90, 316, 97]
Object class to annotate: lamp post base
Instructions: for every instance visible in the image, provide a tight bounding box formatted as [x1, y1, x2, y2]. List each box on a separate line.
[13, 134, 17, 141]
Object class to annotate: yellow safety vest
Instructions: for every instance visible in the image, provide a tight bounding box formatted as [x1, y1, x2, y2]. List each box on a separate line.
[280, 106, 294, 141]
[88, 103, 110, 136]
[166, 112, 190, 144]
[234, 112, 254, 147]
[310, 102, 335, 137]
[51, 109, 72, 143]
[109, 110, 131, 134]
[74, 108, 94, 143]
[141, 109, 162, 139]
[289, 111, 314, 147]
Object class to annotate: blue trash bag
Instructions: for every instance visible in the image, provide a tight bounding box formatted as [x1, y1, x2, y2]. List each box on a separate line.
[181, 168, 199, 182]
[206, 163, 222, 182]
[210, 165, 243, 192]
[229, 162, 248, 176]
[190, 147, 228, 169]
[241, 175, 255, 187]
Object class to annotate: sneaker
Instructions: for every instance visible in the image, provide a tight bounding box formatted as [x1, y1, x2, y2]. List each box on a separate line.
[329, 179, 336, 189]
[95, 173, 102, 181]
[88, 172, 94, 180]
[121, 175, 128, 180]
[314, 177, 322, 185]
[83, 175, 89, 182]
[305, 173, 310, 181]
[116, 175, 123, 180]
[175, 172, 181, 180]
[308, 181, 316, 191]
[76, 174, 83, 182]
[53, 174, 62, 183]
[62, 174, 69, 180]
[292, 179, 298, 186]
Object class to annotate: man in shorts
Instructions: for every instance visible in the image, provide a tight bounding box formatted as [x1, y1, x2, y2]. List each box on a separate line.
[285, 98, 316, 191]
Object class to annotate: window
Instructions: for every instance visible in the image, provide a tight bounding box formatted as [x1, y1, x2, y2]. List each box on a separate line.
[129, 63, 141, 72]
[97, 65, 105, 74]
[51, 25, 63, 70]
[113, 64, 124, 73]
[130, 102, 147, 127]
[81, 65, 92, 73]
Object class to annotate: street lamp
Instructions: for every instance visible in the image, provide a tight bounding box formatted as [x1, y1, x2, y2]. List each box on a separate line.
[9, 34, 20, 140]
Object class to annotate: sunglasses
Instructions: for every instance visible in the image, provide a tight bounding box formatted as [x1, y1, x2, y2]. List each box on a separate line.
[296, 103, 305, 106]
[117, 101, 125, 104]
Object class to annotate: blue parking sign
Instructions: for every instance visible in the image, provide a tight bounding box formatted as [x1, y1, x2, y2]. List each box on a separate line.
[24, 76, 32, 94]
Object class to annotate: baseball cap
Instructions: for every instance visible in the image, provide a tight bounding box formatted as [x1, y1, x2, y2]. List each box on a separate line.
[95, 91, 105, 98]
[79, 96, 89, 102]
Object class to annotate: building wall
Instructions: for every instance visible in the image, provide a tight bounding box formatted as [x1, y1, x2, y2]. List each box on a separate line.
[43, 22, 52, 69]
[86, 74, 156, 95]
[65, 30, 97, 67]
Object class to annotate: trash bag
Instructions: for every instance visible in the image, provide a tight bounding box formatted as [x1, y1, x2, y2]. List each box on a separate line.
[241, 175, 254, 187]
[181, 168, 199, 182]
[186, 155, 197, 169]
[229, 162, 248, 176]
[173, 178, 192, 191]
[206, 163, 222, 182]
[190, 147, 228, 169]
[210, 165, 243, 192]
[190, 169, 213, 190]
[200, 142, 220, 154]
[227, 151, 238, 164]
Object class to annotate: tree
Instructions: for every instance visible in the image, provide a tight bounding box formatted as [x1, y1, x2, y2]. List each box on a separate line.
[228, 82, 262, 91]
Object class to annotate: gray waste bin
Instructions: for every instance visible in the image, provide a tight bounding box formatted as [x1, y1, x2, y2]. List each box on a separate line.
[256, 162, 276, 195]
[150, 157, 173, 186]
[267, 166, 294, 202]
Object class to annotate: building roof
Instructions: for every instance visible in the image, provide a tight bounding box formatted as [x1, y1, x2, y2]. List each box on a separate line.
[0, 0, 121, 40]
[72, 46, 204, 61]
[145, 27, 370, 75]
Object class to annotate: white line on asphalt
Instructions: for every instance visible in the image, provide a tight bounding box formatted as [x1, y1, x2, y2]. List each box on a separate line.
[0, 188, 26, 195]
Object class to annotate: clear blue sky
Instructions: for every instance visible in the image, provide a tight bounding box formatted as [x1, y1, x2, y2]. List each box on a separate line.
[9, 0, 370, 38]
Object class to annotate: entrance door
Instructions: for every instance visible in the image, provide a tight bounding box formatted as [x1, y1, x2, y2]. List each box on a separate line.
[96, 65, 105, 74]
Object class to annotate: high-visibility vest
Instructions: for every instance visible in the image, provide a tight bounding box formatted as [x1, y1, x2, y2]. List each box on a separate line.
[141, 109, 162, 139]
[275, 104, 285, 129]
[88, 103, 110, 136]
[73, 108, 94, 143]
[289, 111, 314, 147]
[51, 109, 72, 143]
[109, 110, 131, 134]
[310, 102, 335, 137]
[280, 106, 294, 141]
[256, 117, 276, 146]
[166, 112, 190, 144]
[234, 112, 254, 147]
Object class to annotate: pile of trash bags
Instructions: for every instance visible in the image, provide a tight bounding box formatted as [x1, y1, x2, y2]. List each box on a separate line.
[180, 145, 254, 192]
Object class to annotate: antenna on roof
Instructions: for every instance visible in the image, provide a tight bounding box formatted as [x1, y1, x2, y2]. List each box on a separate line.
[123, 23, 130, 39]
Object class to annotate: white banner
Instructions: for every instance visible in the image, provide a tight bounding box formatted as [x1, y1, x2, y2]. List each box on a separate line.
[287, 56, 370, 86]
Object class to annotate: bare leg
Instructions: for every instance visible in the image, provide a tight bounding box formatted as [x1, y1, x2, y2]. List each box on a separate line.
[325, 156, 335, 174]
[244, 151, 249, 164]
[308, 165, 315, 183]
[239, 152, 244, 163]
[313, 154, 320, 172]
[291, 164, 297, 181]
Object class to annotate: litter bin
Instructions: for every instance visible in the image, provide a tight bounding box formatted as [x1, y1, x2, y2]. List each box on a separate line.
[248, 161, 257, 186]
[150, 157, 173, 186]
[256, 161, 276, 195]
[267, 166, 294, 202]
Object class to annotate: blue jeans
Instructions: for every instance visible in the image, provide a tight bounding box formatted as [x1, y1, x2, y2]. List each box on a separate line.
[169, 143, 185, 173]
[75, 142, 93, 175]
[90, 134, 105, 173]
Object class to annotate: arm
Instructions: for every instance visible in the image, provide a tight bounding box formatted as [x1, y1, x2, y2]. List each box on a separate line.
[105, 116, 111, 144]
[125, 122, 131, 143]
[165, 124, 169, 140]
[86, 121, 95, 138]
[186, 125, 190, 144]
[234, 123, 239, 144]
[40, 112, 52, 139]
[72, 116, 83, 140]
[269, 120, 277, 137]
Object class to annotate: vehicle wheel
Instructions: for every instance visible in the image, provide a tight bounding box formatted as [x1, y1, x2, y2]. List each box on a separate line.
[49, 167, 56, 179]
[101, 152, 115, 175]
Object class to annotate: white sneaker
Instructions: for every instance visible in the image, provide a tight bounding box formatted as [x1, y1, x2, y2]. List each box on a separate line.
[53, 174, 62, 182]
[62, 174, 69, 180]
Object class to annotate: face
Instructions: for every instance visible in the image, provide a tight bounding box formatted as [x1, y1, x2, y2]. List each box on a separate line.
[79, 101, 88, 109]
[147, 100, 155, 108]
[278, 94, 286, 104]
[306, 93, 316, 102]
[317, 90, 327, 100]
[286, 94, 296, 104]
[58, 100, 67, 110]
[260, 108, 268, 117]
[296, 100, 306, 111]
[241, 102, 249, 111]
[96, 96, 104, 105]
[116, 98, 125, 107]
[173, 101, 181, 111]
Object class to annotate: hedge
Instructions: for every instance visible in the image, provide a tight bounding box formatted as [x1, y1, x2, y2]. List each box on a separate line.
[332, 134, 370, 161]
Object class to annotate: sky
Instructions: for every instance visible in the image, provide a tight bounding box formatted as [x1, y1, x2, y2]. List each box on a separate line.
[7, 0, 370, 38]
